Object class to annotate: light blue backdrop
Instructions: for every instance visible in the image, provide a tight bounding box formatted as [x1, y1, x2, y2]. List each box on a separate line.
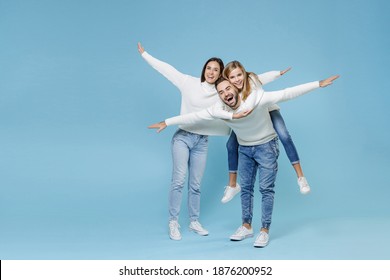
[1, 0, 389, 259]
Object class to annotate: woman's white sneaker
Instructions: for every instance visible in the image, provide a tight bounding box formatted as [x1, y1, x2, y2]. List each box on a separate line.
[189, 221, 209, 236]
[298, 177, 311, 194]
[169, 220, 181, 241]
[221, 183, 241, 203]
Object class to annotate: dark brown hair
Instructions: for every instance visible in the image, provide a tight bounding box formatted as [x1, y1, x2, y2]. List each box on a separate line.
[200, 57, 224, 83]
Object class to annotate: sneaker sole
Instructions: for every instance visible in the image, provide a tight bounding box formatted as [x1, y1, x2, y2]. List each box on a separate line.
[230, 233, 254, 241]
[253, 242, 268, 248]
[300, 189, 311, 195]
[189, 228, 209, 236]
[221, 190, 241, 204]
[170, 235, 182, 241]
[221, 197, 233, 204]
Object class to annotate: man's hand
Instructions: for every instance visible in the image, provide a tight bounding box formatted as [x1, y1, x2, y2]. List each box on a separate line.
[319, 75, 340, 87]
[148, 121, 167, 133]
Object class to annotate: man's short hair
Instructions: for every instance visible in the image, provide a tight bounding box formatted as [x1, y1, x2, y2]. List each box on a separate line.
[214, 76, 229, 90]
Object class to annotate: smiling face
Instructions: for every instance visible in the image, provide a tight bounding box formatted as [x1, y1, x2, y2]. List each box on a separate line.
[216, 80, 240, 109]
[203, 61, 221, 84]
[227, 67, 245, 90]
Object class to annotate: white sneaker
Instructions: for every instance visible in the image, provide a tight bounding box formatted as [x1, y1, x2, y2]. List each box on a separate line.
[169, 220, 181, 241]
[221, 183, 241, 203]
[254, 231, 269, 247]
[298, 177, 311, 195]
[189, 221, 209, 236]
[230, 225, 254, 241]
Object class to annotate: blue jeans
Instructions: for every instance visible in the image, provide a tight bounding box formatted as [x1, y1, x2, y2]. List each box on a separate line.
[238, 138, 279, 229]
[226, 110, 299, 174]
[169, 129, 208, 222]
[226, 130, 239, 173]
[269, 110, 300, 164]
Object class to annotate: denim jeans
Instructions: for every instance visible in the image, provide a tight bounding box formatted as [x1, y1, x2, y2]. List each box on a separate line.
[226, 130, 239, 173]
[238, 137, 279, 229]
[269, 110, 300, 164]
[169, 129, 208, 222]
[226, 111, 300, 174]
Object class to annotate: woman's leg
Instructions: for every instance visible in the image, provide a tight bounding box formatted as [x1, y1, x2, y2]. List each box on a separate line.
[187, 134, 208, 223]
[169, 130, 190, 222]
[269, 110, 311, 194]
[168, 129, 191, 240]
[186, 133, 210, 236]
[222, 131, 241, 203]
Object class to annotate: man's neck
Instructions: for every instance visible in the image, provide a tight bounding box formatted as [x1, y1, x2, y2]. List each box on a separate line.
[230, 99, 241, 111]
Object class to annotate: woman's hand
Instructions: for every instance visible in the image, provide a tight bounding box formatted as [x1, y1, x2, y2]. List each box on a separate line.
[138, 42, 145, 54]
[148, 121, 167, 133]
[319, 75, 340, 87]
[280, 67, 292, 75]
[233, 109, 253, 119]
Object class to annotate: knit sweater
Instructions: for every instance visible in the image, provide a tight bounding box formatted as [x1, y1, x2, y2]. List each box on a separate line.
[141, 51, 230, 136]
[165, 81, 320, 146]
[213, 71, 282, 119]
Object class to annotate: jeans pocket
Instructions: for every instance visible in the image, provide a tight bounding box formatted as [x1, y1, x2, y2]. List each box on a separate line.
[270, 137, 279, 157]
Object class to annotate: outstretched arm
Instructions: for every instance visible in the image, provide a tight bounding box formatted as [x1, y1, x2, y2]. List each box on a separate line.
[240, 67, 291, 112]
[259, 75, 340, 107]
[257, 67, 291, 86]
[148, 99, 249, 133]
[137, 42, 188, 89]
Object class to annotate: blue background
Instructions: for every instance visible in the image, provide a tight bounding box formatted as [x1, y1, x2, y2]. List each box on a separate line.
[1, 0, 389, 259]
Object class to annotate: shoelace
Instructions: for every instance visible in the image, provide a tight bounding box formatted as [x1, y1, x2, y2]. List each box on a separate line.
[299, 178, 308, 187]
[223, 186, 229, 194]
[235, 226, 247, 235]
[223, 185, 236, 195]
[169, 222, 180, 231]
[191, 221, 203, 230]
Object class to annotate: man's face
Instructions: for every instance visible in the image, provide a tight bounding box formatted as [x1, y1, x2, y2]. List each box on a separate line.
[217, 80, 240, 109]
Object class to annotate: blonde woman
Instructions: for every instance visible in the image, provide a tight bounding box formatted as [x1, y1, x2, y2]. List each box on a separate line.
[221, 61, 310, 205]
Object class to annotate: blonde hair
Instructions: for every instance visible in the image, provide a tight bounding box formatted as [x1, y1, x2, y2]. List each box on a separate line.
[222, 61, 262, 101]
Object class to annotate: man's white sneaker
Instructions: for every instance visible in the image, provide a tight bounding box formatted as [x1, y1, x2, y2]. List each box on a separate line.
[254, 231, 269, 247]
[189, 221, 209, 236]
[221, 183, 241, 203]
[169, 220, 181, 241]
[298, 177, 311, 195]
[230, 225, 254, 241]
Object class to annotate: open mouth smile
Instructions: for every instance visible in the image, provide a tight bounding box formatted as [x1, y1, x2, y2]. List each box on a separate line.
[225, 94, 235, 105]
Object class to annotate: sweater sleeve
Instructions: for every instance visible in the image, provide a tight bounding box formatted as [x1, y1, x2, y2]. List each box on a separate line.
[208, 102, 234, 120]
[141, 51, 189, 89]
[237, 71, 280, 112]
[165, 101, 233, 126]
[236, 88, 264, 113]
[257, 71, 281, 86]
[165, 109, 215, 126]
[259, 81, 320, 107]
